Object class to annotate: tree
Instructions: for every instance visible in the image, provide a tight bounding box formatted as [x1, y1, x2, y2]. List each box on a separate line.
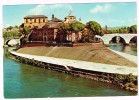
[118, 29, 123, 33]
[86, 21, 103, 36]
[85, 21, 103, 43]
[7, 26, 14, 30]
[19, 25, 31, 46]
[3, 25, 20, 39]
[57, 23, 72, 43]
[71, 22, 85, 42]
[129, 25, 137, 33]
[71, 22, 85, 32]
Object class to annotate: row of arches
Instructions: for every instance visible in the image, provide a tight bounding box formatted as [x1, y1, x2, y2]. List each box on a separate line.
[110, 36, 137, 44]
[96, 36, 137, 45]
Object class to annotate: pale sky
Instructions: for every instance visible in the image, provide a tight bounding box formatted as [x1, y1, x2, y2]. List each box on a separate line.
[3, 2, 137, 28]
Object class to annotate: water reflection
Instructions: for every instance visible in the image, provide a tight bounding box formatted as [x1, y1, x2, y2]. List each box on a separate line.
[109, 45, 137, 56]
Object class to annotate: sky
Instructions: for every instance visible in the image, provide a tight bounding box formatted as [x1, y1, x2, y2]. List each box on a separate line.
[3, 2, 137, 28]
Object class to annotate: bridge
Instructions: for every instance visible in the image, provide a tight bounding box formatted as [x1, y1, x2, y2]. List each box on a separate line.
[5, 38, 20, 46]
[95, 33, 137, 44]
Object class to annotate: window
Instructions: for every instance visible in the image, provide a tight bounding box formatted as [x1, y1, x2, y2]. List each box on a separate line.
[26, 19, 28, 23]
[39, 19, 40, 23]
[43, 19, 45, 22]
[34, 19, 36, 23]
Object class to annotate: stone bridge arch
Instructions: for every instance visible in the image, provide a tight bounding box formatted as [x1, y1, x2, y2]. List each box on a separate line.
[5, 39, 12, 45]
[95, 34, 137, 45]
[5, 38, 20, 46]
[109, 35, 126, 44]
[129, 36, 137, 43]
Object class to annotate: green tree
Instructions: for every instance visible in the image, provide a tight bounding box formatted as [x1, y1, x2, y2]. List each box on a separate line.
[85, 21, 103, 43]
[129, 25, 137, 33]
[19, 26, 31, 46]
[71, 22, 85, 42]
[57, 23, 72, 42]
[19, 27, 31, 36]
[86, 21, 103, 36]
[118, 29, 123, 33]
[3, 26, 20, 39]
[71, 22, 85, 32]
[109, 29, 117, 34]
[7, 26, 14, 30]
[15, 25, 18, 28]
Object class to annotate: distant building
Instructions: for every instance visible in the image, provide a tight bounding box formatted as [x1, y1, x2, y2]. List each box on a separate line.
[24, 15, 48, 28]
[64, 11, 76, 23]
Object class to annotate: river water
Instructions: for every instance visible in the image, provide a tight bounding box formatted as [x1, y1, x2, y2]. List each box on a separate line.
[4, 45, 137, 98]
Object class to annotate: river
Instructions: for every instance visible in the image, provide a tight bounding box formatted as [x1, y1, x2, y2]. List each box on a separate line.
[109, 45, 137, 56]
[4, 45, 137, 98]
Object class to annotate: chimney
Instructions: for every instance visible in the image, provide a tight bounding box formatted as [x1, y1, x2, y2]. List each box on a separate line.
[52, 14, 54, 21]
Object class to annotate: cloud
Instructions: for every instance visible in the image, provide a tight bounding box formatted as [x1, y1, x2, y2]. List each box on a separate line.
[28, 4, 72, 15]
[90, 4, 111, 14]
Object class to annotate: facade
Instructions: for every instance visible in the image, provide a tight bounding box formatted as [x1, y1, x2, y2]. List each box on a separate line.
[24, 15, 48, 28]
[56, 32, 83, 43]
[29, 15, 62, 42]
[29, 22, 60, 42]
[66, 32, 82, 42]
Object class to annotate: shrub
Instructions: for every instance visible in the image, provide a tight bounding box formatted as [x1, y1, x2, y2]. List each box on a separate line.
[124, 82, 136, 88]
[126, 73, 136, 83]
[114, 74, 126, 83]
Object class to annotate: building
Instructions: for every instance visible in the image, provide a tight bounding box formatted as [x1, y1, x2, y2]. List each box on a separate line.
[29, 15, 62, 42]
[24, 15, 48, 28]
[64, 11, 76, 23]
[26, 13, 81, 43]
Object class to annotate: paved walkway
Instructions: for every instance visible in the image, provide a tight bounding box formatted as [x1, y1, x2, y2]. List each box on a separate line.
[10, 51, 137, 76]
[108, 48, 137, 64]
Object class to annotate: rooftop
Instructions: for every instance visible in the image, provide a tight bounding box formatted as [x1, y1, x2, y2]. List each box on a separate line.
[43, 22, 60, 29]
[52, 17, 63, 22]
[24, 15, 48, 18]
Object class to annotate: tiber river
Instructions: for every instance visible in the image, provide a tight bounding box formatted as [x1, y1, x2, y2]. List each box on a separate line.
[4, 45, 137, 98]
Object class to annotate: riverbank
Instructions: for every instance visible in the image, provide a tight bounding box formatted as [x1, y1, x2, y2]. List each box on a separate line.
[8, 46, 138, 92]
[10, 50, 138, 92]
[16, 46, 137, 67]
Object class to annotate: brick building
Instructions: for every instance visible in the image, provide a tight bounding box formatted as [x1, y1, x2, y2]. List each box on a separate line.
[29, 15, 62, 42]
